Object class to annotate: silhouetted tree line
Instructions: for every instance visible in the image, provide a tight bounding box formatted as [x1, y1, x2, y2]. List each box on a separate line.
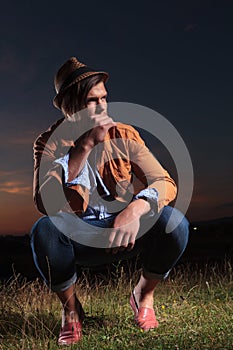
[0, 217, 232, 282]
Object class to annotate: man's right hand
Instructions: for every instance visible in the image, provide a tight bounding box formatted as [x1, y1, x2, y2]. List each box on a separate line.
[81, 113, 116, 147]
[67, 80, 115, 181]
[67, 113, 115, 182]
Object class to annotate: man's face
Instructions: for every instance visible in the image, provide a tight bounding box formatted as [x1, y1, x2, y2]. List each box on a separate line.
[85, 81, 108, 116]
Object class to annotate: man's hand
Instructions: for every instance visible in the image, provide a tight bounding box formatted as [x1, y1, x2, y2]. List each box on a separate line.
[67, 113, 115, 182]
[82, 113, 116, 146]
[78, 80, 115, 145]
[106, 199, 151, 254]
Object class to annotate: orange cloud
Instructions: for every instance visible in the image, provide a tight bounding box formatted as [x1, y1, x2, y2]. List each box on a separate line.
[9, 137, 34, 145]
[1, 131, 37, 146]
[0, 195, 40, 235]
[0, 181, 32, 194]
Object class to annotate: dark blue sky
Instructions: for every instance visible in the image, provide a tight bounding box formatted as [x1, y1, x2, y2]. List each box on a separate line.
[0, 1, 232, 233]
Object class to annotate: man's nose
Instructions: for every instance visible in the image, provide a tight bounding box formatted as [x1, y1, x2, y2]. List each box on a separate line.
[95, 102, 105, 114]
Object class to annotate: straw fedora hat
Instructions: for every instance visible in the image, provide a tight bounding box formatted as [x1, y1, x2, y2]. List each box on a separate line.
[53, 57, 109, 109]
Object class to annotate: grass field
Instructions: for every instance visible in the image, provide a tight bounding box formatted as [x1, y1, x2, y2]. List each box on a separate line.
[0, 260, 232, 350]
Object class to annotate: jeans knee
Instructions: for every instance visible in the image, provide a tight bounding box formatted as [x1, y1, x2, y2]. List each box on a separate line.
[160, 206, 189, 232]
[31, 216, 51, 247]
[30, 216, 63, 259]
[156, 206, 189, 251]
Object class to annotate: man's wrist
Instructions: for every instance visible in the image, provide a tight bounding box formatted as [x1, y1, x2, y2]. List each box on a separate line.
[127, 198, 150, 218]
[74, 136, 95, 153]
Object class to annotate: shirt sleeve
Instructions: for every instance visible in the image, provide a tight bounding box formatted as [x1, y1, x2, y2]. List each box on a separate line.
[126, 128, 177, 211]
[54, 154, 97, 191]
[134, 188, 158, 216]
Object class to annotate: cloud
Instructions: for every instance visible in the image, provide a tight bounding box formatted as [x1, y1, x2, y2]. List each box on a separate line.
[0, 46, 40, 85]
[190, 193, 208, 204]
[0, 170, 18, 177]
[0, 126, 38, 146]
[0, 169, 31, 178]
[0, 181, 32, 195]
[216, 202, 233, 209]
[0, 50, 19, 74]
[184, 24, 198, 32]
[8, 134, 36, 145]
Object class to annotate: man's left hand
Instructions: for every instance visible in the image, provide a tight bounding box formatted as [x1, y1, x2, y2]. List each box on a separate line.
[106, 199, 150, 254]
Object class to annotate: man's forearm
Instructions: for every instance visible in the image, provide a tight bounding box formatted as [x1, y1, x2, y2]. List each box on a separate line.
[67, 117, 115, 182]
[67, 136, 94, 182]
[123, 198, 151, 219]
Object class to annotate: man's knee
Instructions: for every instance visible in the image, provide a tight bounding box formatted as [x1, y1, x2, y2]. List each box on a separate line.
[31, 216, 51, 240]
[30, 216, 58, 254]
[158, 206, 189, 236]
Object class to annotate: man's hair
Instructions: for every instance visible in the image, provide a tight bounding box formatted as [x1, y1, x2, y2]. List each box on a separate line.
[60, 74, 106, 117]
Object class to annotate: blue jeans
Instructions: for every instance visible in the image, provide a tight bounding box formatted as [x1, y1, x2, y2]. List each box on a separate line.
[30, 206, 189, 292]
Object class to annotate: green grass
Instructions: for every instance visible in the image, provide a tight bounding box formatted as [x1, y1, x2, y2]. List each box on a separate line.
[0, 261, 232, 349]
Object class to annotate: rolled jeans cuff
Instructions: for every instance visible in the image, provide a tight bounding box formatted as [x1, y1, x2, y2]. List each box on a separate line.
[143, 267, 170, 281]
[50, 272, 77, 292]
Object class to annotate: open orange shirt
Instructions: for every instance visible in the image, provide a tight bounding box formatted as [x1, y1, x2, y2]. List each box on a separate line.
[33, 118, 177, 217]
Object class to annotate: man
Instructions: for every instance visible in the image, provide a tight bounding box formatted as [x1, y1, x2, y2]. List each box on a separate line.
[31, 57, 189, 345]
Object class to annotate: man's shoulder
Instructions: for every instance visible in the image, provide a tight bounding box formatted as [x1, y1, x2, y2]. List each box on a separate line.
[115, 122, 136, 132]
[109, 122, 141, 139]
[34, 117, 65, 146]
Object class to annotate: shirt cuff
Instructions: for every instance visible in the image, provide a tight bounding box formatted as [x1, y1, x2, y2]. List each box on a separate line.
[53, 154, 95, 190]
[134, 188, 158, 216]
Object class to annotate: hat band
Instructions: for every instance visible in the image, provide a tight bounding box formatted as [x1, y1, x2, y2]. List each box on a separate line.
[59, 66, 95, 94]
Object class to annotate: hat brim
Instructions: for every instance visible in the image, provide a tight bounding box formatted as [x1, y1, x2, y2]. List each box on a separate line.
[53, 71, 109, 110]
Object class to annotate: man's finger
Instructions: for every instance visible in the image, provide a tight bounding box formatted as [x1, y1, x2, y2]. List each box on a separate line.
[127, 241, 135, 251]
[111, 229, 127, 248]
[119, 246, 126, 251]
[112, 247, 120, 254]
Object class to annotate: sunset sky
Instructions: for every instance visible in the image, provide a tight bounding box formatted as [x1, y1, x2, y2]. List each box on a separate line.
[0, 1, 232, 234]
